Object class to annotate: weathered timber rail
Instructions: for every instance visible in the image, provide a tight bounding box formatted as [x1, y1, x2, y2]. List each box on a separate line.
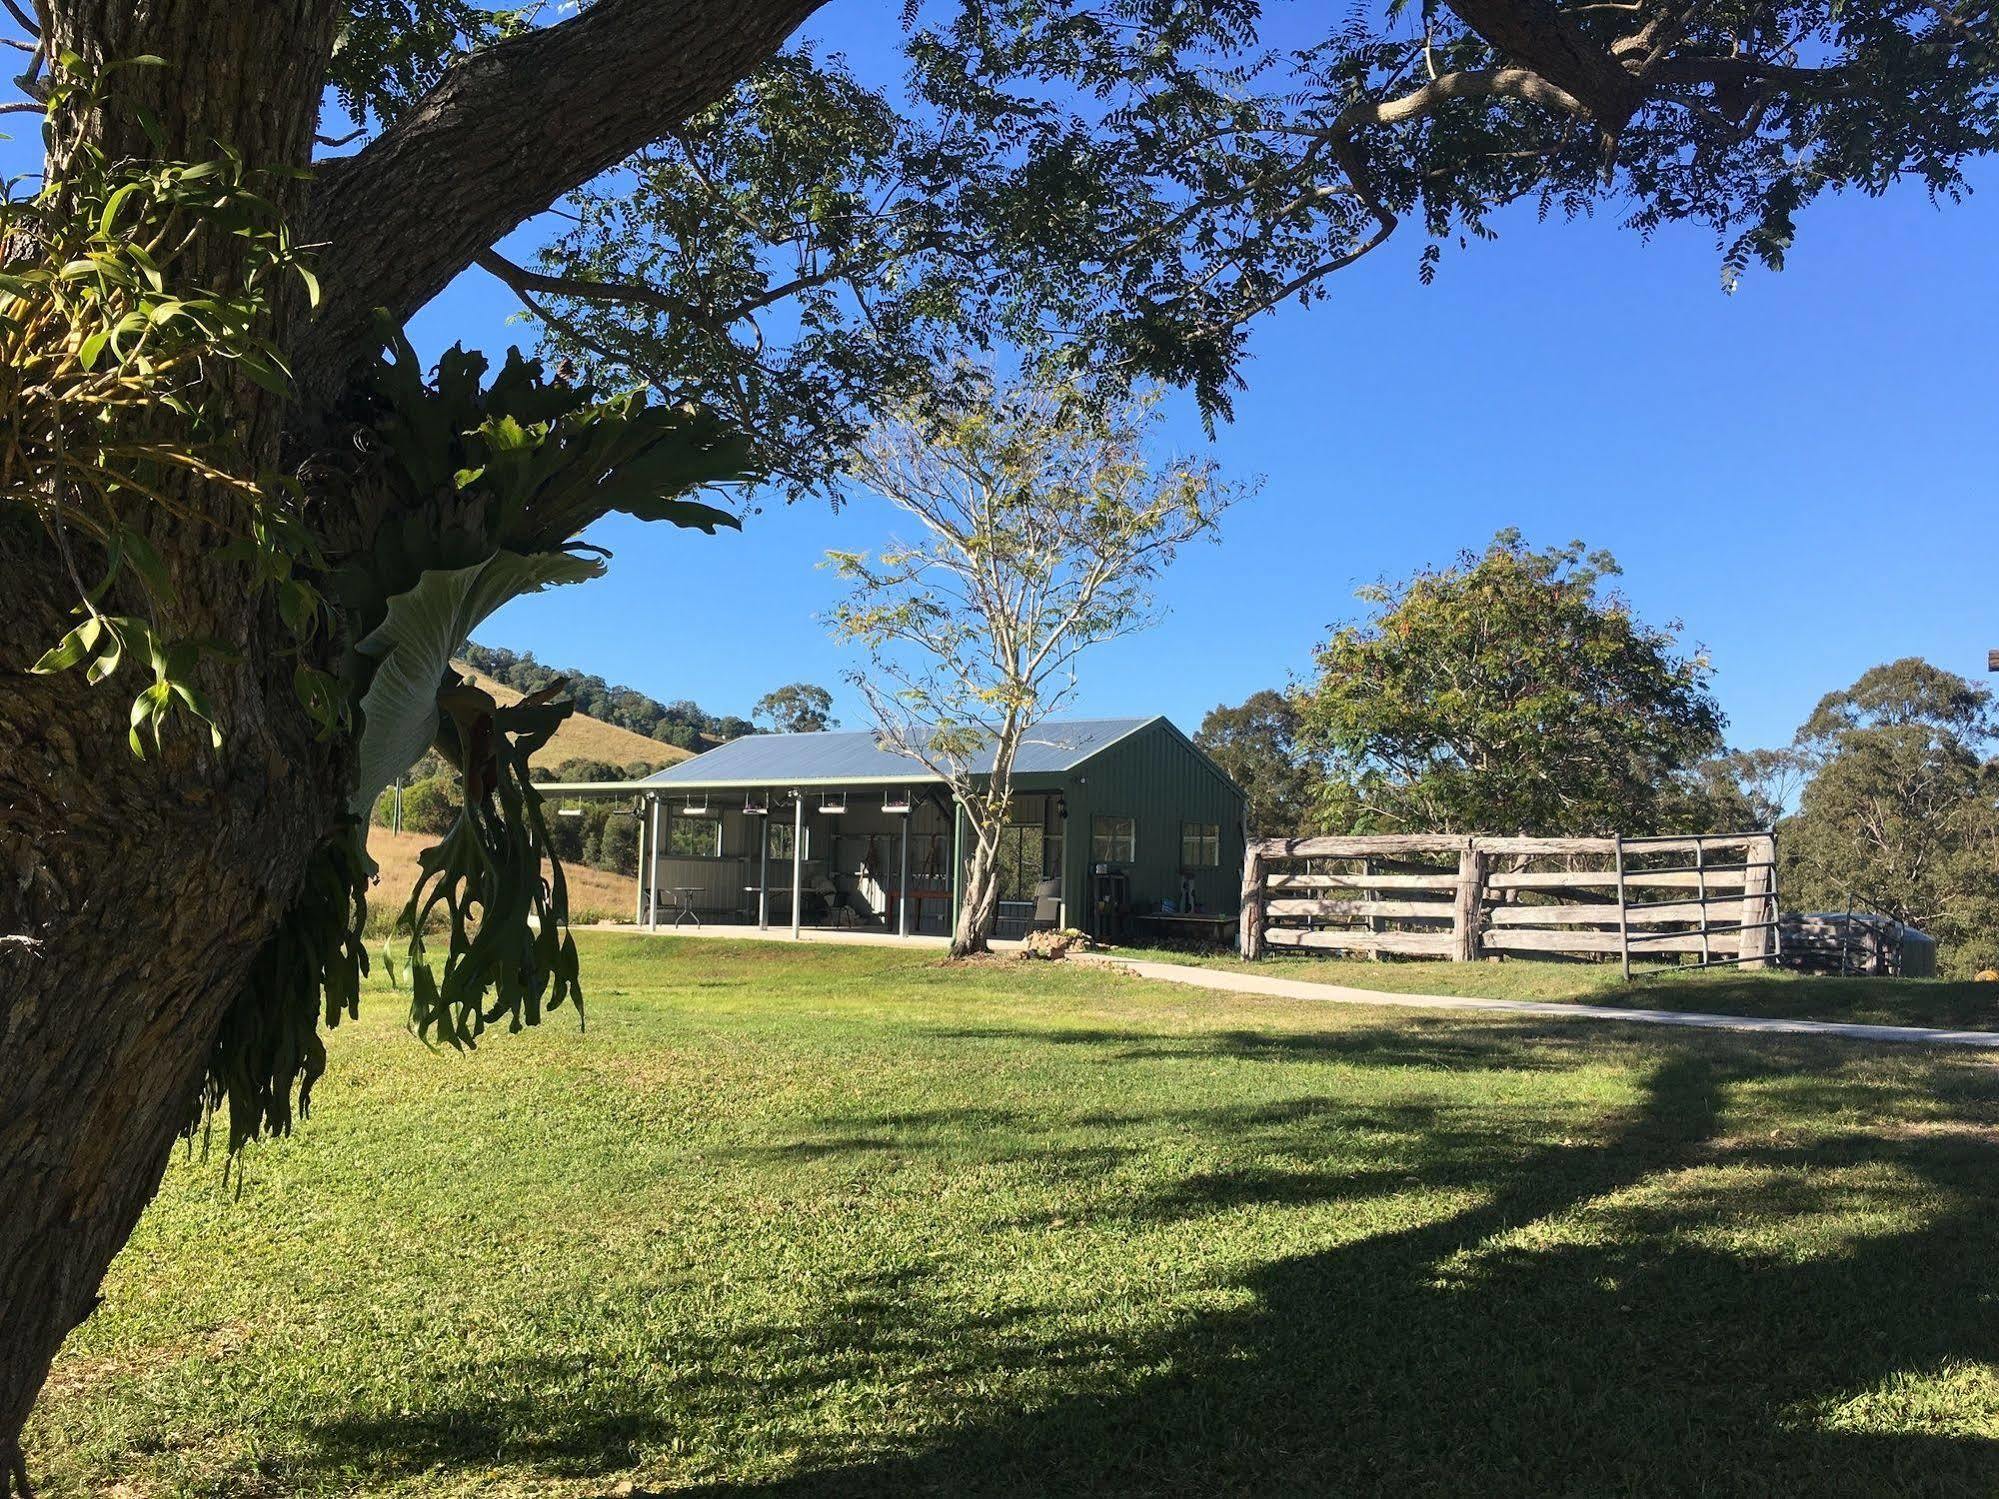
[1239, 832, 1778, 978]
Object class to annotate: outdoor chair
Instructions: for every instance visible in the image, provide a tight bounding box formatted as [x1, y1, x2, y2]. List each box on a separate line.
[1031, 877, 1063, 931]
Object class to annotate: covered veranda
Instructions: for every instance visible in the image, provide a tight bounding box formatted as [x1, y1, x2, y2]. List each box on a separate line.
[538, 775, 967, 939]
[540, 718, 1173, 942]
[643, 778, 964, 939]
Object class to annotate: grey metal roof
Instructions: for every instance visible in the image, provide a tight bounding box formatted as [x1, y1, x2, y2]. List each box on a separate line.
[638, 717, 1158, 788]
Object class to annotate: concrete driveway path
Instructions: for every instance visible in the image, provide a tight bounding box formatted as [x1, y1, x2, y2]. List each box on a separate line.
[1080, 955, 1999, 1051]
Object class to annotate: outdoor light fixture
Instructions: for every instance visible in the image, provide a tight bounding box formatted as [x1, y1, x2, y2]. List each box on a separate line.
[682, 793, 709, 815]
[820, 791, 848, 814]
[883, 788, 913, 814]
[744, 792, 769, 815]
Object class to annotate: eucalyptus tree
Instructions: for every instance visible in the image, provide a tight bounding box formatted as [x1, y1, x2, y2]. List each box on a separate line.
[753, 682, 840, 734]
[0, 0, 1993, 1473]
[1196, 690, 1321, 838]
[1780, 659, 1999, 975]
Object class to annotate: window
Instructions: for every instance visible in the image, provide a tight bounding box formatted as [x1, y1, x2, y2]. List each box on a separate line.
[668, 817, 721, 857]
[996, 824, 1046, 901]
[1092, 815, 1136, 864]
[1181, 821, 1221, 868]
[768, 822, 808, 860]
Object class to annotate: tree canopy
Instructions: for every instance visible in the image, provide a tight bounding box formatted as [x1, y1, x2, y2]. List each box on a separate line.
[1296, 532, 1725, 834]
[1195, 690, 1319, 837]
[754, 682, 839, 734]
[1780, 659, 1999, 976]
[459, 0, 1999, 485]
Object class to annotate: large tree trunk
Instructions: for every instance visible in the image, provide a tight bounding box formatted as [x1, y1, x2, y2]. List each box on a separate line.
[0, 1, 346, 1473]
[0, 1, 826, 1477]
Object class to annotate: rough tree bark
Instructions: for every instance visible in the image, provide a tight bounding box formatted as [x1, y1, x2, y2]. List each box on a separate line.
[0, 3, 347, 1474]
[0, 0, 825, 1471]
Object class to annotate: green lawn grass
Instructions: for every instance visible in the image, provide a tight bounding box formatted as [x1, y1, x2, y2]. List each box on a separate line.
[1118, 943, 1999, 1030]
[26, 935, 1999, 1496]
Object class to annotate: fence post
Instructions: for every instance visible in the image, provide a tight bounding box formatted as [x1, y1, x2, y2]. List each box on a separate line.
[1453, 840, 1485, 962]
[1239, 843, 1267, 960]
[1739, 833, 1775, 970]
[1614, 833, 1631, 982]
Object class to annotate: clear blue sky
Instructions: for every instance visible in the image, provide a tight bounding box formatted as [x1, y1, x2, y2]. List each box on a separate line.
[423, 3, 1997, 754]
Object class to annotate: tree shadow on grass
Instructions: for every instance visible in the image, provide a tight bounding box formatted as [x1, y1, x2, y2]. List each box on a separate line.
[927, 1018, 1647, 1073]
[302, 1030, 1999, 1497]
[678, 1048, 1999, 1498]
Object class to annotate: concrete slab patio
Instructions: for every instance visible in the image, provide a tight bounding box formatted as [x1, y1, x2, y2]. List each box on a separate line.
[596, 922, 1999, 1050]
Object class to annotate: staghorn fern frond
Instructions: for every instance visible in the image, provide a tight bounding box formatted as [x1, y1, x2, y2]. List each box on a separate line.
[193, 311, 752, 1151]
[400, 680, 581, 1048]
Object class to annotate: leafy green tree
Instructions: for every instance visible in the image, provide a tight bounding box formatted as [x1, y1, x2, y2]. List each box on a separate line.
[830, 380, 1239, 955]
[1779, 660, 1999, 977]
[1654, 746, 1808, 832]
[754, 682, 839, 734]
[594, 808, 642, 878]
[1296, 533, 1724, 835]
[6, 0, 1997, 1461]
[1195, 691, 1318, 837]
[396, 777, 461, 837]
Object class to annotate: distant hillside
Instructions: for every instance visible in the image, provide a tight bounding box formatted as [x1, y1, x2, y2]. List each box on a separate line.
[451, 662, 694, 772]
[461, 641, 759, 751]
[369, 827, 633, 924]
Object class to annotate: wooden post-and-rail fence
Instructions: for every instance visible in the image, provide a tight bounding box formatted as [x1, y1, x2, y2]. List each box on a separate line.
[1239, 832, 1779, 979]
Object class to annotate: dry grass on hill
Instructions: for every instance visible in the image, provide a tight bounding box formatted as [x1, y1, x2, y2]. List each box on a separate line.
[451, 662, 693, 772]
[367, 827, 634, 927]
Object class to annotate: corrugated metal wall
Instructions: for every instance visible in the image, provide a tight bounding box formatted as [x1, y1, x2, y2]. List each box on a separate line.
[1057, 720, 1245, 922]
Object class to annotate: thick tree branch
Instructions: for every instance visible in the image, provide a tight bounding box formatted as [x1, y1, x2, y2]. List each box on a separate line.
[295, 0, 829, 406]
[1644, 54, 1845, 87]
[1348, 64, 1590, 127]
[1445, 0, 1642, 123]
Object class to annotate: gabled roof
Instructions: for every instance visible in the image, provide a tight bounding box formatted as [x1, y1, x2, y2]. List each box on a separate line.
[638, 717, 1157, 788]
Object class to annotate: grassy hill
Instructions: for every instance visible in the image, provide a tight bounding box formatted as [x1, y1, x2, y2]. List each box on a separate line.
[367, 826, 634, 926]
[452, 661, 693, 772]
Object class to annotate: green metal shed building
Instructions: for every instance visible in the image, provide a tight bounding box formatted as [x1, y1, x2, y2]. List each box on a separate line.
[543, 716, 1245, 942]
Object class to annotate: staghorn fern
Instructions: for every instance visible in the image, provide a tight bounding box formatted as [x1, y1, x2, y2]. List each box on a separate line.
[399, 679, 581, 1048]
[191, 324, 753, 1150]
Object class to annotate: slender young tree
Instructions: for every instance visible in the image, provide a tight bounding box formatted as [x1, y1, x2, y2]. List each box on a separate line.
[829, 384, 1238, 956]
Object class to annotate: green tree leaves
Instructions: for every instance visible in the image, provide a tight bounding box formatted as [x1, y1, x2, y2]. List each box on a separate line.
[1780, 659, 1999, 978]
[517, 0, 1997, 485]
[1195, 690, 1318, 838]
[5, 65, 330, 758]
[753, 682, 839, 734]
[1297, 532, 1725, 835]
